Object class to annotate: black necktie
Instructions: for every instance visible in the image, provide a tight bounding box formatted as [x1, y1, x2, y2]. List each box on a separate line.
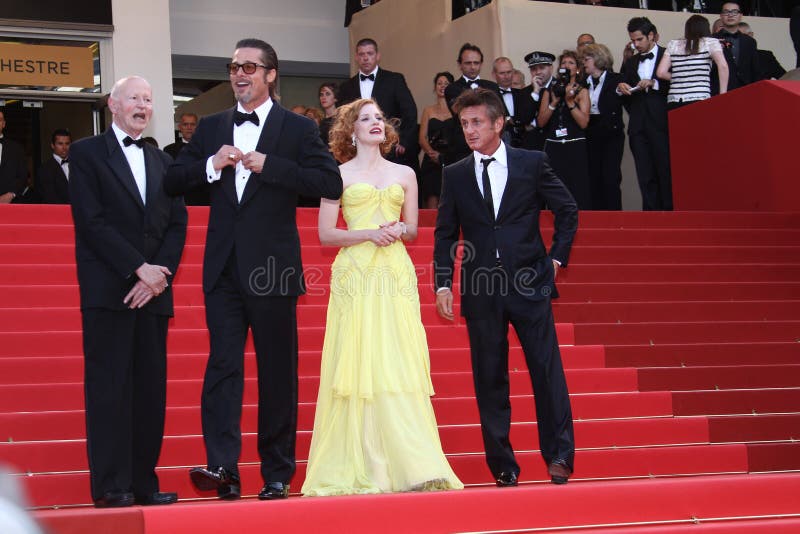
[638, 52, 654, 62]
[480, 157, 496, 220]
[123, 136, 145, 148]
[233, 110, 259, 127]
[360, 73, 375, 81]
[61, 158, 69, 165]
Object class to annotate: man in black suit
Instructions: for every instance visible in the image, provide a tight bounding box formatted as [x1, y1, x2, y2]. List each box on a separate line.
[337, 38, 418, 170]
[37, 128, 71, 204]
[739, 22, 786, 80]
[164, 112, 208, 205]
[165, 38, 342, 501]
[520, 51, 556, 151]
[69, 76, 187, 508]
[492, 57, 531, 148]
[618, 17, 672, 210]
[434, 88, 577, 487]
[0, 110, 27, 204]
[444, 43, 500, 163]
[713, 2, 760, 92]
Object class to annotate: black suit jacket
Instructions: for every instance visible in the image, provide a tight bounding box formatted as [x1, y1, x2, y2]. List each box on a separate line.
[713, 31, 760, 92]
[434, 146, 578, 318]
[38, 156, 70, 204]
[588, 71, 625, 136]
[69, 128, 187, 315]
[620, 47, 670, 135]
[163, 141, 185, 160]
[0, 137, 27, 197]
[757, 49, 786, 80]
[338, 67, 418, 149]
[165, 103, 342, 297]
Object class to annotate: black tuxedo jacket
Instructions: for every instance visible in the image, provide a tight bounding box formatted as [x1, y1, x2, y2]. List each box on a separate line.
[165, 103, 342, 297]
[757, 49, 786, 80]
[163, 141, 185, 160]
[588, 71, 625, 135]
[713, 31, 760, 92]
[434, 146, 578, 318]
[38, 156, 70, 204]
[338, 68, 418, 149]
[69, 129, 187, 315]
[0, 137, 27, 196]
[620, 47, 670, 135]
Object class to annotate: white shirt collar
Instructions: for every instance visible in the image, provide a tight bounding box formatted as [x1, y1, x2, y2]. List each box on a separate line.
[473, 140, 507, 167]
[464, 75, 481, 82]
[644, 44, 658, 56]
[53, 154, 66, 164]
[236, 97, 273, 126]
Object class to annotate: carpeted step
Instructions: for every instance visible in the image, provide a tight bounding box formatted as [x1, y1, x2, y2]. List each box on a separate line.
[672, 388, 800, 416]
[0, 345, 605, 385]
[0, 367, 635, 412]
[0, 392, 676, 442]
[708, 414, 800, 443]
[604, 342, 800, 368]
[0, 417, 713, 475]
[746, 442, 800, 472]
[16, 443, 754, 508]
[574, 321, 800, 345]
[637, 365, 800, 392]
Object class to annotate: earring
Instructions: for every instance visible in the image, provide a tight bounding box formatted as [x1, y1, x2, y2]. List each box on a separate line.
[351, 134, 357, 147]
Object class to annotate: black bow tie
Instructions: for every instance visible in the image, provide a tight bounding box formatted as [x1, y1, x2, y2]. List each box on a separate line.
[638, 52, 654, 62]
[233, 110, 259, 127]
[60, 158, 69, 165]
[123, 136, 145, 148]
[465, 78, 478, 84]
[360, 73, 375, 81]
[499, 88, 512, 95]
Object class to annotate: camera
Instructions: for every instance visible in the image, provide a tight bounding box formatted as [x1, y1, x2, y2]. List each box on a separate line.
[550, 68, 572, 99]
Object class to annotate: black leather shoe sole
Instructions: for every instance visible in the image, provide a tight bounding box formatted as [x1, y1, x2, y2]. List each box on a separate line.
[548, 461, 572, 485]
[190, 467, 221, 491]
[218, 484, 241, 500]
[495, 472, 519, 487]
[94, 492, 135, 508]
[258, 483, 289, 500]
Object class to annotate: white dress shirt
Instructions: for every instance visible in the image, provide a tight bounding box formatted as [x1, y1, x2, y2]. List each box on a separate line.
[588, 70, 607, 115]
[359, 67, 378, 99]
[637, 45, 660, 91]
[54, 154, 69, 180]
[206, 97, 273, 202]
[473, 141, 508, 220]
[499, 86, 515, 117]
[111, 123, 146, 204]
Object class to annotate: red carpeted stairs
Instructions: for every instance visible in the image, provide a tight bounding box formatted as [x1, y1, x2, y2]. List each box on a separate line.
[1, 205, 799, 533]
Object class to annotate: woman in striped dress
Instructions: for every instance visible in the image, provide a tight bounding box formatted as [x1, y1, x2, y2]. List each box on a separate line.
[656, 14, 729, 109]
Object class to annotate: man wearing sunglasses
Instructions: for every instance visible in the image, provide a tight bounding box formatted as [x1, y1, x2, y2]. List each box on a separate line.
[165, 38, 342, 502]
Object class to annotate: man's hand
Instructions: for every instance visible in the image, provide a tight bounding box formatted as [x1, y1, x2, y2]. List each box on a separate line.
[436, 289, 454, 321]
[212, 145, 243, 172]
[636, 79, 655, 92]
[532, 76, 543, 93]
[123, 280, 156, 309]
[0, 192, 15, 204]
[242, 151, 266, 174]
[617, 82, 633, 96]
[135, 262, 171, 294]
[552, 259, 560, 281]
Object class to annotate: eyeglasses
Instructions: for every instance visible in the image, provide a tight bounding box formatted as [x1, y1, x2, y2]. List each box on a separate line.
[226, 62, 270, 75]
[721, 9, 741, 15]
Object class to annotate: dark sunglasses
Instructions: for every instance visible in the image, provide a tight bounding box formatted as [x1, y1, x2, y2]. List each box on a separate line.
[226, 62, 270, 75]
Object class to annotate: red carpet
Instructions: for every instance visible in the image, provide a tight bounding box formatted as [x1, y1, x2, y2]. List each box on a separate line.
[0, 205, 798, 533]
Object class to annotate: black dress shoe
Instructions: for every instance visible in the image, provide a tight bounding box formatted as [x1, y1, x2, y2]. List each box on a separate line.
[134, 492, 178, 505]
[548, 459, 572, 485]
[258, 482, 289, 500]
[190, 466, 241, 500]
[495, 472, 518, 487]
[94, 491, 134, 508]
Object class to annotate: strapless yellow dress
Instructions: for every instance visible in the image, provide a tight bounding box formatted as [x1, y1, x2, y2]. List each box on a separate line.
[302, 183, 463, 496]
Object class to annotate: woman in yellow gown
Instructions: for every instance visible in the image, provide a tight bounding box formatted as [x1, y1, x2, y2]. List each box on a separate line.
[302, 99, 463, 496]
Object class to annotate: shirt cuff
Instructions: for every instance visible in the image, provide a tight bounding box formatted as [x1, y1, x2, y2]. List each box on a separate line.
[652, 79, 660, 91]
[552, 259, 562, 267]
[206, 156, 221, 183]
[436, 287, 451, 294]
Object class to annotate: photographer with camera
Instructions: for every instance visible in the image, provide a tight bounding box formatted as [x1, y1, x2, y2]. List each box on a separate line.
[537, 50, 592, 210]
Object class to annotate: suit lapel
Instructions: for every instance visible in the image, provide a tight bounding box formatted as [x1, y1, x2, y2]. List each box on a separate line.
[143, 144, 162, 209]
[103, 129, 144, 210]
[240, 103, 286, 206]
[218, 109, 238, 207]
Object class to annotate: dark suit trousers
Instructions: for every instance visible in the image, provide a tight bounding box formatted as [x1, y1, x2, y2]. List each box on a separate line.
[587, 125, 624, 211]
[82, 308, 168, 500]
[629, 127, 673, 211]
[201, 252, 298, 484]
[465, 285, 575, 477]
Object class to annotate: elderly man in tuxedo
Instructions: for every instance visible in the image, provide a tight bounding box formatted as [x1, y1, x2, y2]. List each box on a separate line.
[69, 76, 187, 508]
[38, 128, 72, 204]
[165, 38, 342, 501]
[434, 88, 577, 487]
